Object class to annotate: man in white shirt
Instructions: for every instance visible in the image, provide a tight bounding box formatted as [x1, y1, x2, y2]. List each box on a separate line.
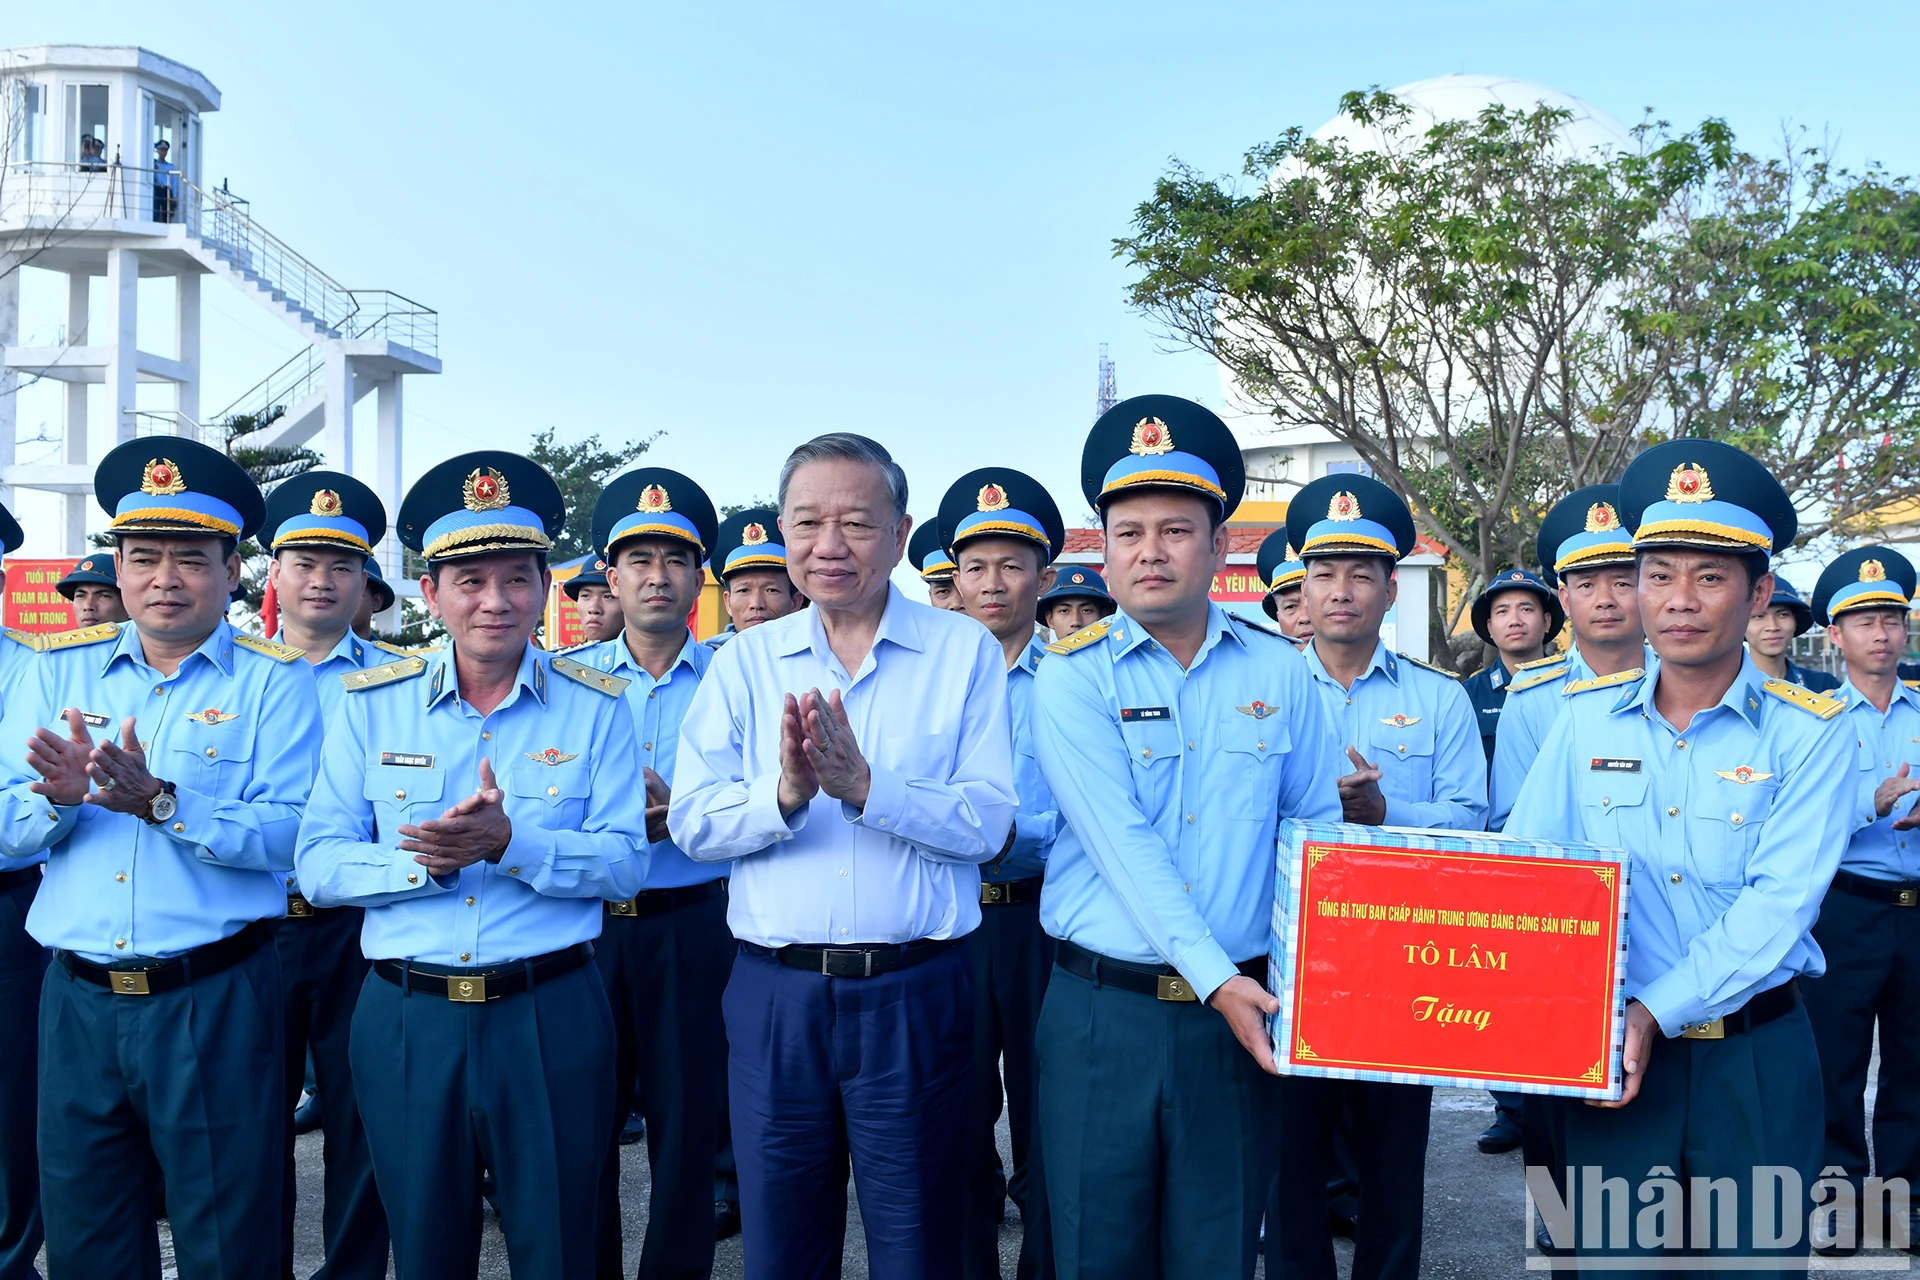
[671, 433, 1017, 1280]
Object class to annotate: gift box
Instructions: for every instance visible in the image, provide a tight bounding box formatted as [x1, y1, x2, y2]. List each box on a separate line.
[1268, 819, 1629, 1100]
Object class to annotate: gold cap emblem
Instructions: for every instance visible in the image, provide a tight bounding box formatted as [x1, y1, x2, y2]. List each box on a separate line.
[976, 483, 1010, 513]
[1129, 416, 1174, 456]
[1861, 558, 1888, 583]
[1328, 491, 1361, 522]
[463, 468, 510, 512]
[310, 489, 342, 517]
[141, 458, 186, 497]
[638, 484, 672, 514]
[1667, 463, 1713, 504]
[742, 521, 768, 546]
[1584, 502, 1618, 533]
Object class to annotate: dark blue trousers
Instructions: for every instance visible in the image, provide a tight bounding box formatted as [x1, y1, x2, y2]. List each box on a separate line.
[39, 935, 284, 1280]
[276, 905, 386, 1280]
[1037, 964, 1281, 1280]
[594, 888, 735, 1280]
[351, 958, 615, 1280]
[1803, 885, 1920, 1238]
[1271, 1078, 1430, 1280]
[0, 876, 45, 1280]
[725, 943, 973, 1280]
[962, 900, 1054, 1280]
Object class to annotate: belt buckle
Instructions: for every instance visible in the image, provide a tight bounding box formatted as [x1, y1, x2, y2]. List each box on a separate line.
[448, 974, 487, 1003]
[107, 969, 152, 996]
[607, 898, 638, 917]
[286, 894, 313, 918]
[1156, 973, 1197, 1003]
[981, 883, 1006, 905]
[1680, 1018, 1725, 1040]
[1898, 889, 1919, 908]
[819, 949, 872, 978]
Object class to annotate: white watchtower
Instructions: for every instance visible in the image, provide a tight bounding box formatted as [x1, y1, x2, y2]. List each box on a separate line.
[0, 44, 437, 596]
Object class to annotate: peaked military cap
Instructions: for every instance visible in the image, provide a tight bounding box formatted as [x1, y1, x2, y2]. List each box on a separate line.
[264, 470, 387, 558]
[1619, 440, 1797, 555]
[938, 468, 1065, 562]
[0, 502, 20, 555]
[1470, 567, 1566, 645]
[95, 437, 266, 541]
[593, 467, 717, 561]
[713, 507, 788, 581]
[397, 450, 565, 562]
[1256, 529, 1306, 621]
[1286, 473, 1417, 562]
[560, 554, 611, 601]
[1035, 565, 1114, 623]
[56, 552, 117, 598]
[910, 522, 956, 582]
[1813, 546, 1917, 626]
[1080, 394, 1245, 516]
[1535, 484, 1633, 588]
[364, 557, 396, 613]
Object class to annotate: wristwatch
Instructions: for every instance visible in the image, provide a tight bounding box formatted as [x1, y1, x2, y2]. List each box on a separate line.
[144, 780, 178, 826]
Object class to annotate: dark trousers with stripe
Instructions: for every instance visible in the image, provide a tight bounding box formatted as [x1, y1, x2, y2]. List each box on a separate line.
[725, 943, 973, 1280]
[39, 936, 285, 1280]
[351, 959, 616, 1280]
[1271, 1078, 1430, 1280]
[594, 887, 735, 1280]
[1037, 963, 1281, 1280]
[963, 898, 1055, 1280]
[276, 905, 386, 1280]
[0, 876, 44, 1280]
[1804, 885, 1920, 1238]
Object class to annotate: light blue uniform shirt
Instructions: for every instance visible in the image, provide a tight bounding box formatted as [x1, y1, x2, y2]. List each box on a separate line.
[275, 628, 376, 728]
[1303, 639, 1487, 832]
[583, 630, 721, 891]
[0, 631, 37, 697]
[1836, 677, 1920, 882]
[1489, 643, 1657, 831]
[670, 584, 1016, 948]
[0, 620, 322, 959]
[1032, 606, 1342, 1003]
[294, 643, 648, 965]
[987, 633, 1058, 885]
[1507, 656, 1855, 1037]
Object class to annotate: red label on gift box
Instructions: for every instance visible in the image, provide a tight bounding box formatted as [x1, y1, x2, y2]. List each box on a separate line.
[1288, 840, 1622, 1090]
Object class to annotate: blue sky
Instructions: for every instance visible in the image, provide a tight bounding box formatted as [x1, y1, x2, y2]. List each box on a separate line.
[12, 0, 1920, 541]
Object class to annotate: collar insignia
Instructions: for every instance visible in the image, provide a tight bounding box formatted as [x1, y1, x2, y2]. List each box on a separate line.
[463, 468, 510, 511]
[1328, 491, 1361, 521]
[141, 458, 186, 497]
[976, 482, 1010, 512]
[742, 522, 768, 545]
[186, 708, 238, 725]
[1667, 463, 1713, 504]
[1129, 416, 1174, 457]
[638, 484, 672, 514]
[526, 748, 579, 766]
[1585, 502, 1619, 532]
[1380, 713, 1421, 728]
[1237, 700, 1274, 719]
[310, 489, 342, 516]
[1715, 766, 1774, 785]
[1861, 559, 1888, 583]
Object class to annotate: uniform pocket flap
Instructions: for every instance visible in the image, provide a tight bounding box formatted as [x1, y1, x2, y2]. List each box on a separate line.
[1368, 718, 1435, 759]
[364, 766, 446, 805]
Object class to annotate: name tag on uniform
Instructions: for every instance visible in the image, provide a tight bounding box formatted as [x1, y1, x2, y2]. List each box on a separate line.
[1120, 707, 1171, 722]
[381, 751, 435, 769]
[76, 711, 109, 728]
[1589, 757, 1641, 773]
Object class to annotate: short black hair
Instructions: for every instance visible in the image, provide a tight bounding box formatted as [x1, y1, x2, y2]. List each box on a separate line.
[427, 551, 549, 586]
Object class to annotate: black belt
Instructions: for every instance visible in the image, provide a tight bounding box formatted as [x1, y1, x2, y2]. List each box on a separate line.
[0, 866, 40, 893]
[1830, 868, 1920, 908]
[606, 878, 726, 918]
[1671, 978, 1802, 1041]
[58, 919, 273, 997]
[980, 876, 1042, 906]
[741, 936, 962, 979]
[1055, 938, 1266, 1003]
[284, 892, 324, 919]
[372, 942, 594, 1003]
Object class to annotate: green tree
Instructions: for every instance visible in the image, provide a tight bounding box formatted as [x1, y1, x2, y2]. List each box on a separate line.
[526, 426, 659, 562]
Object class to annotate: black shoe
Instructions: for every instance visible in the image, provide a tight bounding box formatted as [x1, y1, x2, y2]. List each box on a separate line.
[619, 1111, 646, 1145]
[1477, 1110, 1523, 1154]
[292, 1090, 323, 1136]
[715, 1199, 741, 1241]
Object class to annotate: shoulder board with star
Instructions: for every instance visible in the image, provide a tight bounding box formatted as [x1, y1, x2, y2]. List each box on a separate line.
[3, 627, 42, 652]
[342, 656, 428, 692]
[1761, 677, 1845, 720]
[1508, 662, 1570, 694]
[1394, 652, 1453, 677]
[1564, 667, 1644, 697]
[551, 654, 629, 696]
[371, 639, 443, 657]
[1230, 614, 1283, 639]
[1514, 652, 1566, 672]
[233, 634, 305, 663]
[1906, 679, 1920, 691]
[39, 622, 119, 652]
[1045, 617, 1113, 656]
[553, 639, 600, 656]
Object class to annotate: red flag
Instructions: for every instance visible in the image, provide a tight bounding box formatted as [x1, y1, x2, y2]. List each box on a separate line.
[261, 575, 279, 638]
